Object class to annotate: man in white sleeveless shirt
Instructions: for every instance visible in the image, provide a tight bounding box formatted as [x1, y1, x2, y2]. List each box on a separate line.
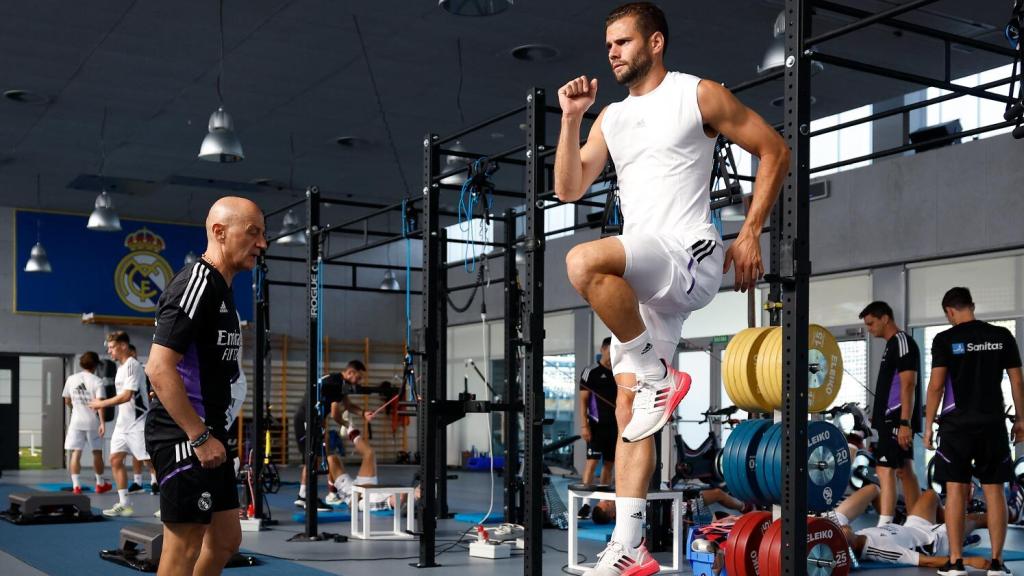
[554, 3, 788, 574]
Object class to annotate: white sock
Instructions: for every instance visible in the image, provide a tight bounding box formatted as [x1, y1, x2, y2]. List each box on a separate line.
[299, 484, 307, 498]
[610, 497, 647, 549]
[71, 474, 81, 488]
[618, 330, 665, 383]
[150, 473, 157, 485]
[877, 514, 894, 526]
[95, 474, 104, 485]
[133, 474, 143, 485]
[118, 489, 129, 505]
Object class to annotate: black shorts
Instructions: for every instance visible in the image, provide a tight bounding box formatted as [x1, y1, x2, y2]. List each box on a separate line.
[586, 421, 617, 461]
[293, 417, 344, 456]
[872, 419, 913, 469]
[152, 439, 240, 524]
[934, 423, 1012, 485]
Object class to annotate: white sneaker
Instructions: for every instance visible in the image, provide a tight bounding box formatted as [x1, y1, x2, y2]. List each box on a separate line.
[621, 364, 691, 443]
[325, 491, 344, 506]
[154, 509, 161, 518]
[583, 540, 659, 576]
[102, 502, 134, 517]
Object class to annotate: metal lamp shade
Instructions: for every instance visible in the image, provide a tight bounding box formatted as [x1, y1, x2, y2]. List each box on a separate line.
[24, 242, 52, 273]
[380, 270, 401, 291]
[198, 107, 245, 163]
[275, 209, 307, 245]
[87, 190, 122, 231]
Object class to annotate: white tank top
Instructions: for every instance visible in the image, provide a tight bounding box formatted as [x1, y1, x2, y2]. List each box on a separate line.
[600, 71, 719, 247]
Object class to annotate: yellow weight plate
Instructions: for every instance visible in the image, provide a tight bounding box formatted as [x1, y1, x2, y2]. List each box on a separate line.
[743, 328, 775, 412]
[756, 327, 782, 409]
[807, 324, 843, 412]
[730, 328, 760, 411]
[724, 328, 756, 410]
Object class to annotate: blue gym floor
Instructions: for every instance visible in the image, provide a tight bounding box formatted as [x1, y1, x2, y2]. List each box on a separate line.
[1, 466, 1023, 575]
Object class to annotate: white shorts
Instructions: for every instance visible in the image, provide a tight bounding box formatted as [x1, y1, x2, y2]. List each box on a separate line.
[110, 429, 150, 460]
[64, 428, 102, 452]
[610, 233, 723, 375]
[903, 515, 949, 556]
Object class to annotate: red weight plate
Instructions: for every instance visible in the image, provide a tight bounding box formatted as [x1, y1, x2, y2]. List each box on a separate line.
[806, 517, 852, 576]
[759, 519, 783, 576]
[727, 511, 773, 576]
[726, 512, 759, 576]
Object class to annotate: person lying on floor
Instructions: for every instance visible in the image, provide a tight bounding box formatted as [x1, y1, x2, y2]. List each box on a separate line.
[332, 424, 418, 511]
[589, 487, 747, 525]
[836, 484, 990, 570]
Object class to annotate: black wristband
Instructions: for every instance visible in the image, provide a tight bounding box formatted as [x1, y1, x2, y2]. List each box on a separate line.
[898, 419, 911, 427]
[190, 428, 211, 449]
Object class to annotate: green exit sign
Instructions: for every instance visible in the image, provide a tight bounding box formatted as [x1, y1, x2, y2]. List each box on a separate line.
[712, 335, 730, 344]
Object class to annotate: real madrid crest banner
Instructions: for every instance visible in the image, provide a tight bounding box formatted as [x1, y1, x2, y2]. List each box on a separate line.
[15, 210, 253, 321]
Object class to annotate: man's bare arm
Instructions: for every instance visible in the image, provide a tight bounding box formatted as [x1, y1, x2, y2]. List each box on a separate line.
[554, 76, 609, 203]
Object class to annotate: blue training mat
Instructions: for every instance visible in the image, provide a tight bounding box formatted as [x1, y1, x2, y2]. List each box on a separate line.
[856, 548, 1024, 570]
[0, 484, 333, 575]
[453, 512, 504, 524]
[291, 508, 394, 523]
[576, 520, 614, 542]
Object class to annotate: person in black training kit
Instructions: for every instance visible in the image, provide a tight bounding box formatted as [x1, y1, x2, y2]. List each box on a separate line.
[293, 359, 370, 510]
[145, 196, 266, 576]
[859, 300, 922, 526]
[578, 337, 618, 519]
[924, 287, 1024, 576]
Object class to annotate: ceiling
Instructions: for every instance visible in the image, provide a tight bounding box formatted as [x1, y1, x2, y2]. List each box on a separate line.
[0, 0, 1015, 229]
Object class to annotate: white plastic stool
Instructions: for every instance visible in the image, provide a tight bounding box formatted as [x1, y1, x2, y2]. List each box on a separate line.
[350, 484, 416, 540]
[566, 487, 684, 574]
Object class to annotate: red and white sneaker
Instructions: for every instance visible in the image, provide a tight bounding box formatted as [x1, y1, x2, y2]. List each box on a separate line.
[72, 486, 82, 495]
[95, 481, 113, 494]
[622, 364, 691, 443]
[583, 539, 659, 576]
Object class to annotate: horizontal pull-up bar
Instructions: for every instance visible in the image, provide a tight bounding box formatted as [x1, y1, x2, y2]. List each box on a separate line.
[432, 143, 528, 184]
[728, 69, 783, 95]
[441, 148, 527, 167]
[444, 248, 508, 271]
[268, 279, 421, 296]
[811, 52, 1014, 105]
[448, 277, 505, 292]
[264, 254, 421, 272]
[264, 197, 307, 219]
[814, 0, 1018, 59]
[321, 197, 420, 235]
[323, 231, 421, 263]
[810, 119, 1016, 174]
[806, 0, 940, 48]
[810, 73, 1016, 138]
[437, 183, 526, 200]
[437, 106, 527, 146]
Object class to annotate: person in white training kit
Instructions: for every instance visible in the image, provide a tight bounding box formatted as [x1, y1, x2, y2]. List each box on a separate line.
[90, 331, 153, 517]
[63, 350, 113, 495]
[554, 3, 787, 574]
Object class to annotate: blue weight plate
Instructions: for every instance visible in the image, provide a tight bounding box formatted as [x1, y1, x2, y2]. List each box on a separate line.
[762, 423, 782, 504]
[728, 420, 756, 503]
[754, 422, 776, 505]
[740, 420, 771, 504]
[806, 420, 852, 512]
[727, 420, 761, 503]
[722, 419, 747, 501]
[769, 422, 783, 502]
